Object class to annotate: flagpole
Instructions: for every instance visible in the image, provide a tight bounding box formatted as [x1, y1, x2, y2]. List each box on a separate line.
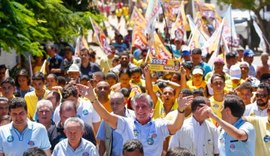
[229, 5, 232, 51]
[160, 2, 174, 58]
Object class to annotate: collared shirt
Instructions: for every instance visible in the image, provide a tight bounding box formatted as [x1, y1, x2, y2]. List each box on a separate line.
[53, 98, 100, 127]
[244, 102, 268, 117]
[48, 122, 96, 150]
[218, 118, 256, 156]
[244, 116, 270, 156]
[0, 120, 51, 156]
[169, 116, 219, 156]
[80, 62, 101, 78]
[116, 117, 170, 156]
[97, 108, 135, 156]
[52, 138, 98, 156]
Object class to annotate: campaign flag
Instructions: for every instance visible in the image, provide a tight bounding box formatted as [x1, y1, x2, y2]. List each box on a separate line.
[222, 5, 239, 48]
[74, 36, 89, 56]
[145, 0, 162, 34]
[202, 19, 224, 66]
[187, 14, 206, 50]
[148, 33, 172, 59]
[90, 18, 112, 55]
[130, 7, 147, 30]
[253, 21, 270, 52]
[172, 1, 189, 40]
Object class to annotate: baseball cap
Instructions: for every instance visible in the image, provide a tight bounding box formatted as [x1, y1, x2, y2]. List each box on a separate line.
[214, 57, 225, 64]
[192, 68, 204, 75]
[243, 49, 255, 57]
[230, 64, 241, 80]
[67, 64, 80, 74]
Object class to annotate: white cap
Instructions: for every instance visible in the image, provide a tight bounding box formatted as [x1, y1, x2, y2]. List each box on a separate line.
[67, 64, 80, 74]
[192, 68, 204, 75]
[230, 64, 241, 80]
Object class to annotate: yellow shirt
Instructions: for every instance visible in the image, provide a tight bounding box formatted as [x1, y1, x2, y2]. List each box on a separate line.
[210, 96, 223, 126]
[225, 79, 245, 91]
[24, 90, 50, 120]
[153, 98, 178, 119]
[244, 116, 270, 156]
[130, 79, 146, 87]
[186, 80, 207, 92]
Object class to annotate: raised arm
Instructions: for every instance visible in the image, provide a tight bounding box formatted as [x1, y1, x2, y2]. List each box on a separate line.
[76, 82, 118, 129]
[167, 95, 193, 134]
[206, 106, 248, 141]
[143, 65, 158, 105]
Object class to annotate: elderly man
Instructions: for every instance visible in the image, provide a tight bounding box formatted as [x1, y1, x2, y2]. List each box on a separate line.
[48, 100, 96, 150]
[169, 96, 219, 156]
[206, 94, 256, 156]
[77, 82, 192, 156]
[52, 117, 98, 156]
[0, 98, 51, 156]
[97, 92, 134, 156]
[35, 100, 54, 129]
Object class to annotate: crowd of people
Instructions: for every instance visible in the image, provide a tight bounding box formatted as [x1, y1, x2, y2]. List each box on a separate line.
[0, 1, 270, 156]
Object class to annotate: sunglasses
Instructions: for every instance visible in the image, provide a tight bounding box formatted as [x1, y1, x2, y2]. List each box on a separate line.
[255, 93, 267, 98]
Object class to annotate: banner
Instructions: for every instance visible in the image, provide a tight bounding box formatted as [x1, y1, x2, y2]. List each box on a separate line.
[148, 33, 173, 59]
[75, 36, 89, 56]
[171, 1, 188, 40]
[90, 18, 112, 55]
[132, 29, 148, 50]
[222, 5, 239, 48]
[130, 7, 147, 30]
[187, 15, 206, 50]
[149, 58, 181, 72]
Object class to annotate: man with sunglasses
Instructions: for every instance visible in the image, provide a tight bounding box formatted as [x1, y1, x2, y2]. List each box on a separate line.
[244, 83, 270, 117]
[244, 84, 270, 156]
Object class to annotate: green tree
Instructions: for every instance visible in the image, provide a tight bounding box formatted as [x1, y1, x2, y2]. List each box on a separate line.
[0, 0, 103, 56]
[220, 0, 270, 51]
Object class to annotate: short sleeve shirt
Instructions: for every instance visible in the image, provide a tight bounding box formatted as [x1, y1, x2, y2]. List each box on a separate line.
[116, 117, 170, 156]
[0, 120, 51, 156]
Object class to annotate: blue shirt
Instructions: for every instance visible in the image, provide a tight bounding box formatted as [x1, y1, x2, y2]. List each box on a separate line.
[198, 62, 212, 76]
[218, 118, 256, 156]
[0, 120, 51, 156]
[52, 138, 98, 156]
[116, 117, 170, 156]
[97, 109, 134, 156]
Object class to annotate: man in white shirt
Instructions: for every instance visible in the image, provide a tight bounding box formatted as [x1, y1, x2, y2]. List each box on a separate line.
[244, 83, 270, 117]
[169, 96, 219, 156]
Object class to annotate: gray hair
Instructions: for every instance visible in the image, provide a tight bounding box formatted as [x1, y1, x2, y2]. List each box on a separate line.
[36, 100, 53, 111]
[64, 117, 85, 131]
[131, 93, 154, 108]
[110, 92, 125, 101]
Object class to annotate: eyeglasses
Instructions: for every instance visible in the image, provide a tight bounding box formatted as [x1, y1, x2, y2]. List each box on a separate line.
[255, 93, 267, 98]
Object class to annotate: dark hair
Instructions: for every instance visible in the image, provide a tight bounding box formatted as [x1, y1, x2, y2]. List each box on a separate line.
[210, 73, 225, 84]
[32, 72, 45, 82]
[62, 84, 78, 100]
[48, 91, 61, 104]
[106, 72, 118, 81]
[47, 73, 57, 81]
[191, 96, 208, 112]
[226, 51, 238, 59]
[80, 75, 90, 81]
[192, 89, 204, 97]
[23, 147, 46, 156]
[120, 88, 131, 98]
[80, 48, 89, 55]
[182, 61, 193, 71]
[0, 64, 7, 70]
[123, 139, 144, 155]
[9, 97, 27, 112]
[93, 71, 105, 80]
[180, 89, 192, 97]
[0, 96, 9, 103]
[238, 82, 253, 93]
[166, 147, 195, 156]
[260, 73, 270, 83]
[191, 48, 202, 55]
[172, 73, 181, 81]
[224, 94, 245, 118]
[1, 77, 15, 86]
[119, 68, 131, 78]
[57, 76, 66, 86]
[16, 69, 31, 86]
[130, 67, 143, 75]
[257, 83, 270, 95]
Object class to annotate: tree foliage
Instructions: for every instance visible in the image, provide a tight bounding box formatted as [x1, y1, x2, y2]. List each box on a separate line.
[0, 0, 104, 56]
[220, 0, 270, 50]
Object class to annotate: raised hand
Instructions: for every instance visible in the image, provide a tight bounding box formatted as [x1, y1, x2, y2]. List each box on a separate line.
[76, 82, 96, 101]
[177, 95, 193, 111]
